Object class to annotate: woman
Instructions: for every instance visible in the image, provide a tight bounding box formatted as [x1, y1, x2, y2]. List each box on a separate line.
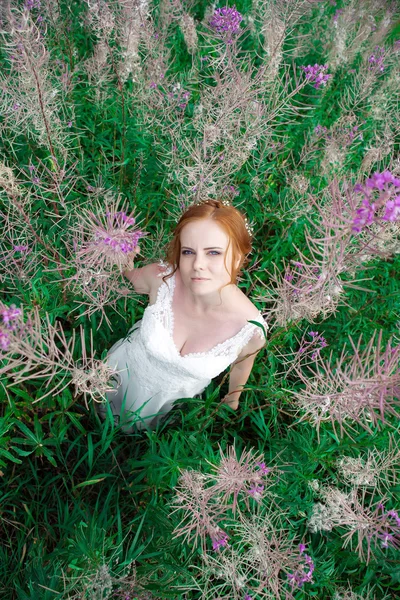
[98, 199, 268, 431]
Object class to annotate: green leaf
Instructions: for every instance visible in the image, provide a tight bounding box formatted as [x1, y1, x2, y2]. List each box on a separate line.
[0, 447, 22, 464]
[15, 421, 39, 445]
[72, 474, 114, 490]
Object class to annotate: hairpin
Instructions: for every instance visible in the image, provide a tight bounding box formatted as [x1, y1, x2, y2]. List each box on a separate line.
[243, 216, 254, 237]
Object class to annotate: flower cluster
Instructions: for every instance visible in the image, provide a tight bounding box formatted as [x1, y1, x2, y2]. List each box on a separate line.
[0, 305, 24, 352]
[292, 331, 400, 437]
[337, 444, 400, 492]
[301, 64, 332, 89]
[287, 544, 315, 588]
[171, 446, 276, 559]
[211, 529, 229, 551]
[314, 124, 328, 137]
[95, 211, 143, 253]
[377, 504, 400, 549]
[298, 330, 328, 360]
[352, 170, 400, 233]
[75, 199, 146, 271]
[333, 8, 343, 23]
[209, 6, 243, 43]
[24, 0, 41, 10]
[314, 122, 364, 147]
[165, 82, 191, 110]
[368, 46, 385, 73]
[206, 447, 274, 516]
[308, 487, 400, 562]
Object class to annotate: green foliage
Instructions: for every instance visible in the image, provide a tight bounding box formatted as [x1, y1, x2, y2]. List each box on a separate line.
[0, 0, 399, 598]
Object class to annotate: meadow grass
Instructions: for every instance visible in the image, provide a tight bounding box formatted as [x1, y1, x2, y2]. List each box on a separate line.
[0, 0, 399, 598]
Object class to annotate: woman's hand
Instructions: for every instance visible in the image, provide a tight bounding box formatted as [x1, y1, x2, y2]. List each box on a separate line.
[222, 395, 239, 410]
[124, 245, 141, 270]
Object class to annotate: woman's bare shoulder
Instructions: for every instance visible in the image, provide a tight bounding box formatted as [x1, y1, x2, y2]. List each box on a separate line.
[148, 262, 172, 305]
[230, 286, 262, 322]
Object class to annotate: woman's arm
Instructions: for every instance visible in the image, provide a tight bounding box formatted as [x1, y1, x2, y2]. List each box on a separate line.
[223, 333, 266, 410]
[122, 248, 165, 295]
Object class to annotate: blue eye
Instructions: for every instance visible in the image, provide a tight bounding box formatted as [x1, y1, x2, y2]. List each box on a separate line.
[181, 250, 221, 255]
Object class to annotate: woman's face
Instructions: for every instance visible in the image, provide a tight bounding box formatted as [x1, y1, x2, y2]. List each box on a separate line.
[178, 219, 239, 294]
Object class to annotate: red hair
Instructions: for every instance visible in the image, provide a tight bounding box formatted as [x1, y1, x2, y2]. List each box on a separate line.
[162, 199, 252, 293]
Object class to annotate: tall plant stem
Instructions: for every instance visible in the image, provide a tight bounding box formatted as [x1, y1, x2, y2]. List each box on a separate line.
[104, 39, 127, 188]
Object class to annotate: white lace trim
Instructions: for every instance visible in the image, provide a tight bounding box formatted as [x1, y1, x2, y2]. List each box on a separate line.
[153, 260, 268, 359]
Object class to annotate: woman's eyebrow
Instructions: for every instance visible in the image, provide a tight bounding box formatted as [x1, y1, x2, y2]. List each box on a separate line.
[181, 246, 224, 250]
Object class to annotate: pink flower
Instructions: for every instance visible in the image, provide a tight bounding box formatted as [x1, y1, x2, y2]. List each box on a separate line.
[209, 6, 243, 38]
[353, 170, 400, 233]
[1, 306, 22, 324]
[247, 483, 265, 502]
[256, 461, 270, 476]
[300, 64, 332, 89]
[0, 331, 11, 351]
[382, 196, 400, 222]
[211, 529, 229, 551]
[352, 199, 376, 233]
[287, 547, 315, 588]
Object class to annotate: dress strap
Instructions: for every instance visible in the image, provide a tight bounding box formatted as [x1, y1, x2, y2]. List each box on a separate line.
[229, 315, 268, 357]
[152, 260, 175, 308]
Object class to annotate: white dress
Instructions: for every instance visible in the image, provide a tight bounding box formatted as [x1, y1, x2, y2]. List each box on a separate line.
[99, 262, 269, 432]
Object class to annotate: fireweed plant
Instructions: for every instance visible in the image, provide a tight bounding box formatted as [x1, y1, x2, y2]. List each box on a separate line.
[0, 0, 399, 598]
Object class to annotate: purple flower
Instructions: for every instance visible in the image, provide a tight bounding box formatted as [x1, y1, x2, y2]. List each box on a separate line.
[314, 124, 328, 136]
[386, 509, 400, 527]
[309, 331, 318, 338]
[244, 595, 253, 600]
[352, 198, 376, 233]
[301, 64, 332, 89]
[352, 170, 400, 232]
[0, 331, 11, 351]
[149, 82, 157, 89]
[287, 549, 315, 588]
[382, 196, 400, 222]
[13, 245, 29, 253]
[1, 306, 22, 324]
[256, 461, 270, 476]
[209, 6, 243, 41]
[380, 533, 395, 548]
[67, 121, 72, 127]
[13, 103, 20, 110]
[211, 530, 229, 551]
[333, 8, 343, 22]
[24, 0, 40, 9]
[366, 170, 399, 190]
[247, 483, 264, 502]
[368, 45, 385, 72]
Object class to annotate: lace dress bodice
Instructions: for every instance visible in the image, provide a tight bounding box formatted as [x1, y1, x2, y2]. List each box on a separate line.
[100, 262, 268, 431]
